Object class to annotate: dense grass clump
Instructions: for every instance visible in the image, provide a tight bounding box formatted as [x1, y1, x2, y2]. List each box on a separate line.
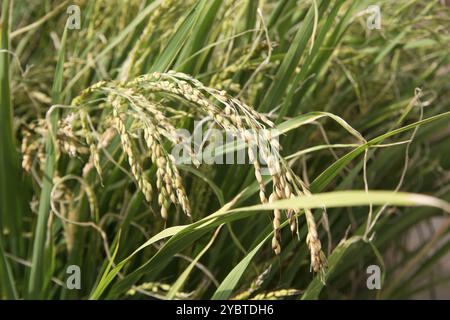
[1, 0, 450, 300]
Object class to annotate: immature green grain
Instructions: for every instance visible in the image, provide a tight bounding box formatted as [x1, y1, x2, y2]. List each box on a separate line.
[251, 289, 302, 300]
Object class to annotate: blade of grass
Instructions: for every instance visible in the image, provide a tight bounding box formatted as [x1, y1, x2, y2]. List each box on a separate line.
[175, 0, 222, 74]
[63, 0, 164, 95]
[28, 27, 67, 298]
[259, 0, 330, 113]
[103, 190, 449, 298]
[211, 230, 271, 300]
[89, 230, 121, 299]
[310, 111, 450, 193]
[167, 226, 222, 300]
[1, 0, 25, 279]
[293, 0, 367, 112]
[89, 225, 185, 299]
[0, 231, 17, 299]
[150, 0, 208, 73]
[301, 236, 362, 299]
[277, 0, 347, 119]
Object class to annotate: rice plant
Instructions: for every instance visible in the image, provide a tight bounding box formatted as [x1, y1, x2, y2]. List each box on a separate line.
[1, 0, 450, 300]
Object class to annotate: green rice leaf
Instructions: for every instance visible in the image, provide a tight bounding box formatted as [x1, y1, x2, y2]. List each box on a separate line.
[28, 27, 68, 298]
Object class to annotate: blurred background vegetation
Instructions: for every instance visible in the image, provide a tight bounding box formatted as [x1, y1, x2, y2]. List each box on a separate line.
[0, 0, 449, 299]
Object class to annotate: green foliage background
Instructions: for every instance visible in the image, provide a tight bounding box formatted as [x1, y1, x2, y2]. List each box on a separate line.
[0, 0, 449, 299]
